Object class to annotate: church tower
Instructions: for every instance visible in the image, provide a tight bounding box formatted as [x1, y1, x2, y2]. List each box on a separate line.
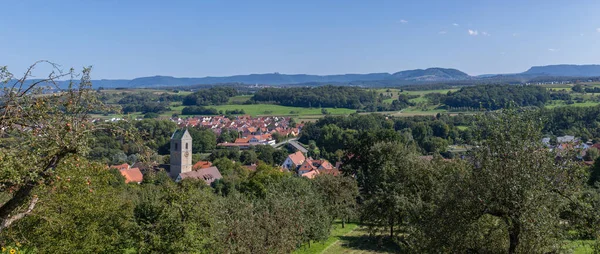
[170, 129, 193, 179]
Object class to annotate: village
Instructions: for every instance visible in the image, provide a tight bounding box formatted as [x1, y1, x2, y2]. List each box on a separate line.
[110, 115, 339, 184]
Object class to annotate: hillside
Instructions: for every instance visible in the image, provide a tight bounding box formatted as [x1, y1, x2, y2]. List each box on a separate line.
[523, 64, 600, 77]
[29, 64, 600, 89]
[47, 68, 470, 88]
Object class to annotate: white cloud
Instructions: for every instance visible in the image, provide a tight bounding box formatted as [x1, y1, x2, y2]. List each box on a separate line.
[468, 29, 478, 36]
[482, 31, 491, 36]
[439, 31, 447, 34]
[548, 48, 558, 52]
[500, 52, 506, 55]
[596, 28, 600, 32]
[453, 23, 459, 26]
[581, 33, 585, 36]
[399, 19, 408, 24]
[512, 33, 518, 37]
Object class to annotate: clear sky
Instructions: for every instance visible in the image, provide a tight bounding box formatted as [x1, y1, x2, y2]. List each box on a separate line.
[2, 0, 600, 79]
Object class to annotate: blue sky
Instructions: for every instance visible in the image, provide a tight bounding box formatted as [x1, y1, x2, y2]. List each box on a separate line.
[2, 0, 600, 79]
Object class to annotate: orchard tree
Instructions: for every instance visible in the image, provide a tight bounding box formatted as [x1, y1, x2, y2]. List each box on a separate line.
[312, 174, 359, 228]
[0, 62, 144, 233]
[465, 110, 586, 253]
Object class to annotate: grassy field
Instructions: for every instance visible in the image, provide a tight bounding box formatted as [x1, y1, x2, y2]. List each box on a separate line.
[294, 222, 358, 254]
[228, 95, 252, 104]
[546, 100, 600, 109]
[321, 227, 403, 254]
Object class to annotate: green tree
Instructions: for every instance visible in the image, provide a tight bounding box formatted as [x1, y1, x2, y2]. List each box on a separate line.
[0, 63, 142, 232]
[1, 159, 135, 252]
[312, 175, 359, 228]
[188, 127, 217, 153]
[461, 110, 585, 253]
[240, 150, 258, 165]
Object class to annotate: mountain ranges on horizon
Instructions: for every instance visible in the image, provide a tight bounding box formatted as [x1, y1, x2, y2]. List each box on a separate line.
[24, 64, 600, 89]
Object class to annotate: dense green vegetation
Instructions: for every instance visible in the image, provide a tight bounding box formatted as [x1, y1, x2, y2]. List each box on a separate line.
[250, 85, 411, 112]
[6, 65, 600, 253]
[183, 87, 238, 106]
[444, 84, 550, 110]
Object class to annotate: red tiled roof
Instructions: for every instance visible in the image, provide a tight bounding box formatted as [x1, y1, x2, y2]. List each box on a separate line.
[318, 167, 340, 176]
[120, 168, 143, 183]
[288, 151, 306, 166]
[300, 160, 317, 171]
[193, 161, 212, 170]
[302, 170, 319, 179]
[234, 137, 250, 143]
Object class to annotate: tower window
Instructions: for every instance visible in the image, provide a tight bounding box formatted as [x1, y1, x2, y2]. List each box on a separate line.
[186, 143, 188, 149]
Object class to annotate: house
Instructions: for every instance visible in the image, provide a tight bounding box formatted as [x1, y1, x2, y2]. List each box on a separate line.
[119, 167, 143, 184]
[193, 160, 213, 170]
[176, 166, 223, 185]
[298, 159, 338, 178]
[281, 151, 306, 170]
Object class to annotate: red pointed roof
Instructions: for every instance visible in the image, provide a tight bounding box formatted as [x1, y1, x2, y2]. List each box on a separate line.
[119, 168, 143, 183]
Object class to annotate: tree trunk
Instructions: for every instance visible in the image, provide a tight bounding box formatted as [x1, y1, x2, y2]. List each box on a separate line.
[389, 216, 394, 237]
[508, 220, 521, 254]
[342, 218, 345, 228]
[0, 182, 36, 232]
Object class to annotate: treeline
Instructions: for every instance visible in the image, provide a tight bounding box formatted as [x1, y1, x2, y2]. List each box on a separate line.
[251, 85, 413, 111]
[444, 84, 550, 110]
[115, 92, 182, 114]
[251, 86, 377, 109]
[183, 87, 238, 106]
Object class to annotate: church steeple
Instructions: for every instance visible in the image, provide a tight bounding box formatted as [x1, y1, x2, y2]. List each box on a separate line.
[170, 129, 193, 179]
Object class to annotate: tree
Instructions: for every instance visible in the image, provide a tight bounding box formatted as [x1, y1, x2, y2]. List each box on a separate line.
[1, 159, 135, 252]
[240, 150, 258, 165]
[312, 175, 359, 228]
[188, 127, 217, 153]
[0, 63, 141, 232]
[462, 110, 585, 253]
[572, 84, 584, 93]
[353, 142, 437, 239]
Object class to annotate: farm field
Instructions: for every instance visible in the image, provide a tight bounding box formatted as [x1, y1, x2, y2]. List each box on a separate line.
[545, 100, 600, 109]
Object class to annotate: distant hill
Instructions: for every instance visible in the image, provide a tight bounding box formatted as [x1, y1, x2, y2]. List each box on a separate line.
[523, 64, 600, 77]
[46, 68, 470, 88]
[18, 64, 600, 89]
[390, 68, 470, 81]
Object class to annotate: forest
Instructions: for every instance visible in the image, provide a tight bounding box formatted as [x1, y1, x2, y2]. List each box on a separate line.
[182, 87, 239, 106]
[3, 66, 600, 253]
[444, 84, 550, 110]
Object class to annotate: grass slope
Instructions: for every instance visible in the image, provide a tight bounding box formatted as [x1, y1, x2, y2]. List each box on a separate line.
[294, 222, 358, 254]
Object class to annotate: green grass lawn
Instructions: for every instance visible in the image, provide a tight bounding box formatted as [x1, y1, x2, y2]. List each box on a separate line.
[321, 226, 403, 254]
[546, 100, 600, 109]
[228, 95, 252, 104]
[294, 222, 358, 254]
[401, 89, 457, 96]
